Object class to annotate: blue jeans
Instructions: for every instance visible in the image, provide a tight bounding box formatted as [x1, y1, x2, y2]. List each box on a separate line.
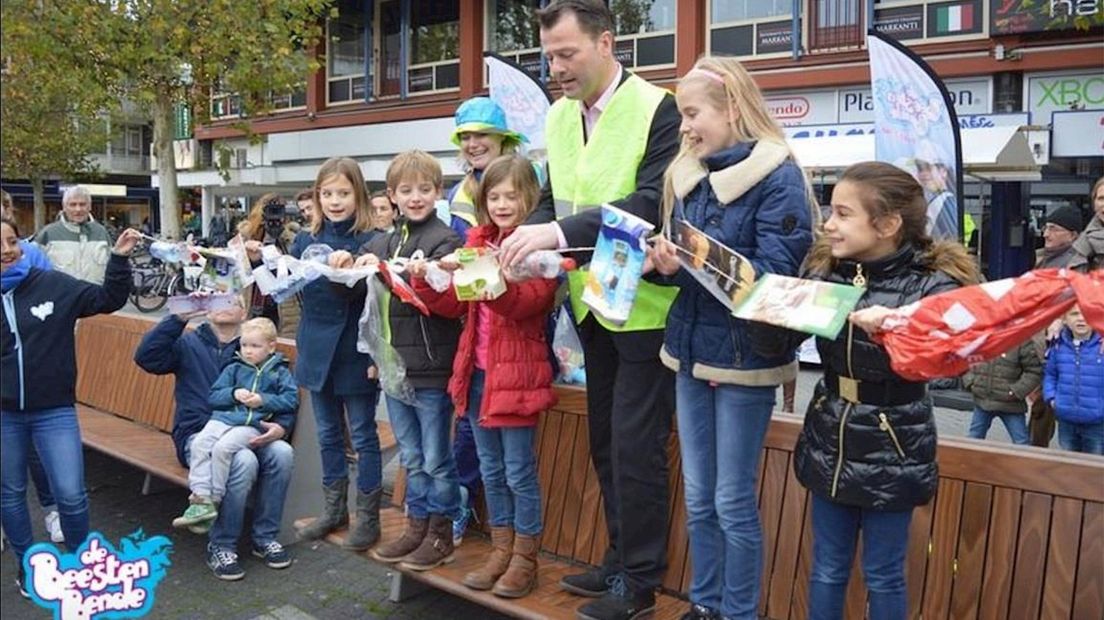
[187, 436, 295, 552]
[1058, 420, 1104, 455]
[28, 448, 56, 509]
[967, 407, 1029, 444]
[386, 388, 460, 519]
[311, 387, 382, 493]
[809, 494, 913, 620]
[452, 414, 482, 504]
[1, 407, 88, 559]
[466, 370, 542, 536]
[675, 374, 775, 619]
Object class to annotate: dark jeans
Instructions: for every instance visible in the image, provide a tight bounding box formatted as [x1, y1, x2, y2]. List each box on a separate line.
[452, 414, 482, 504]
[311, 386, 382, 494]
[579, 316, 675, 588]
[809, 494, 913, 620]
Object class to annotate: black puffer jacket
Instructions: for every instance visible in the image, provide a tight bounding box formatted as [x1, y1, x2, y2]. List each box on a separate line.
[793, 242, 975, 511]
[361, 216, 462, 389]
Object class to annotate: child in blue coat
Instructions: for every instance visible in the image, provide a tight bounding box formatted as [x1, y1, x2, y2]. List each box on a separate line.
[1044, 306, 1104, 454]
[173, 318, 298, 529]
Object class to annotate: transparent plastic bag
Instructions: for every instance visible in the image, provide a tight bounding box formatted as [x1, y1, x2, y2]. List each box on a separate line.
[357, 278, 417, 404]
[552, 305, 586, 385]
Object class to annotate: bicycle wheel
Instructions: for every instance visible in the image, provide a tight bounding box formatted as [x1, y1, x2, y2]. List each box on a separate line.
[133, 273, 169, 312]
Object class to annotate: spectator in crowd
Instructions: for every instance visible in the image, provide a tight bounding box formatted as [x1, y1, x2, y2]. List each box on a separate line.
[34, 185, 113, 284]
[1036, 205, 1083, 269]
[134, 294, 296, 580]
[2, 218, 138, 597]
[1043, 306, 1104, 455]
[295, 189, 316, 229]
[238, 193, 284, 328]
[1070, 177, 1104, 273]
[369, 190, 397, 233]
[963, 340, 1042, 445]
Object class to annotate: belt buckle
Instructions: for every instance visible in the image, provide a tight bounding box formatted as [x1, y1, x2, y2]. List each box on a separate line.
[838, 376, 860, 404]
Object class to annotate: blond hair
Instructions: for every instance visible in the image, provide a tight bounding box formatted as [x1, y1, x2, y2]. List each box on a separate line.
[386, 150, 443, 191]
[475, 155, 541, 227]
[661, 56, 819, 227]
[241, 317, 278, 342]
[312, 157, 374, 235]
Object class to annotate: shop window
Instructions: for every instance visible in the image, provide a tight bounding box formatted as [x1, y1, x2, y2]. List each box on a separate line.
[328, 0, 369, 104]
[709, 0, 796, 57]
[808, 0, 864, 51]
[211, 88, 306, 118]
[378, 0, 460, 97]
[610, 0, 676, 69]
[486, 0, 545, 80]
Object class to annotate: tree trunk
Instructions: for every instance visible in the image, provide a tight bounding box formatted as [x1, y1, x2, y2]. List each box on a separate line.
[31, 176, 46, 233]
[152, 96, 180, 239]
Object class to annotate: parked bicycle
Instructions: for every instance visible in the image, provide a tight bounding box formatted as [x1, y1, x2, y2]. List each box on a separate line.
[129, 247, 199, 312]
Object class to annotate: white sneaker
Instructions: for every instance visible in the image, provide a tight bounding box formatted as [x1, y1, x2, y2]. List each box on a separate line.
[44, 511, 64, 544]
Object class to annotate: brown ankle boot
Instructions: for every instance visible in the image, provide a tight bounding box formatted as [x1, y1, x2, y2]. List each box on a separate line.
[370, 515, 427, 563]
[461, 527, 514, 590]
[492, 532, 540, 598]
[399, 514, 455, 571]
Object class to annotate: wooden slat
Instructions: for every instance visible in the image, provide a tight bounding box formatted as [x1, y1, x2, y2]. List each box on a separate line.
[1009, 492, 1052, 620]
[922, 479, 965, 620]
[536, 411, 563, 535]
[553, 414, 590, 558]
[789, 496, 815, 620]
[905, 499, 935, 618]
[661, 432, 688, 592]
[542, 412, 576, 556]
[1073, 502, 1104, 620]
[1041, 497, 1083, 620]
[758, 449, 789, 618]
[978, 487, 1022, 620]
[76, 405, 188, 486]
[948, 483, 993, 620]
[765, 459, 809, 620]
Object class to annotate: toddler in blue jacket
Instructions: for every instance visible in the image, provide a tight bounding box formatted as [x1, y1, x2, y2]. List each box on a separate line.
[174, 318, 299, 529]
[1043, 306, 1104, 455]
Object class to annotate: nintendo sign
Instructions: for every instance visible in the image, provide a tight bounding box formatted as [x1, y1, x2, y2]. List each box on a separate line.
[764, 91, 838, 126]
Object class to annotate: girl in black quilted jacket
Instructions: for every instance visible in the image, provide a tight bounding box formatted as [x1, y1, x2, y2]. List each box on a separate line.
[793, 161, 978, 620]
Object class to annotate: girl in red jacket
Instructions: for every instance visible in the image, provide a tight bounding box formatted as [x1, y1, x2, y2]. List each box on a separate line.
[412, 154, 557, 599]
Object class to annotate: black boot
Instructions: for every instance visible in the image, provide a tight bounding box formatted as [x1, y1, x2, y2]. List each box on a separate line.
[296, 479, 349, 541]
[343, 487, 382, 550]
[560, 563, 614, 598]
[575, 574, 656, 620]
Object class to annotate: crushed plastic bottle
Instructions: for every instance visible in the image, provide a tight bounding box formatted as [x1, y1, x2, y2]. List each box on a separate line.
[149, 241, 184, 264]
[507, 250, 577, 280]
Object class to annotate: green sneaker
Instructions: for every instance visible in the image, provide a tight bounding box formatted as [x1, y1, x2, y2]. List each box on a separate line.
[172, 501, 218, 528]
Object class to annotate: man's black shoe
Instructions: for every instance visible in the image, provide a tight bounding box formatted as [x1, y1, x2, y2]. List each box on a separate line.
[560, 564, 614, 598]
[575, 574, 656, 620]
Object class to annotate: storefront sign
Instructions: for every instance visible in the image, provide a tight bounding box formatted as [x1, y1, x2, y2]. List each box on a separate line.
[838, 78, 990, 123]
[1050, 109, 1104, 157]
[757, 20, 794, 54]
[991, 0, 1103, 35]
[1026, 71, 1104, 121]
[783, 113, 1029, 139]
[59, 183, 128, 197]
[174, 103, 192, 140]
[926, 0, 983, 37]
[764, 90, 838, 126]
[874, 5, 925, 40]
[173, 139, 196, 170]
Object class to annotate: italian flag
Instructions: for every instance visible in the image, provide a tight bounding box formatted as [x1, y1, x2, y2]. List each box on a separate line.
[935, 3, 975, 33]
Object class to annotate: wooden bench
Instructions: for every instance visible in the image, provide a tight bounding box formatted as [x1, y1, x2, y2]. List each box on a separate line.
[74, 313, 396, 493]
[300, 385, 1104, 620]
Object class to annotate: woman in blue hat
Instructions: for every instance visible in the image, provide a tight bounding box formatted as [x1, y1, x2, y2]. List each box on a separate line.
[444, 96, 535, 545]
[446, 97, 531, 240]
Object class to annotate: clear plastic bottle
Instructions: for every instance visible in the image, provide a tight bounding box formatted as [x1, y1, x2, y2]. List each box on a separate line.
[149, 241, 183, 264]
[507, 250, 577, 280]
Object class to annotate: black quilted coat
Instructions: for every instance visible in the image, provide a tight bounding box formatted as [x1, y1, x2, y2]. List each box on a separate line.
[793, 243, 969, 512]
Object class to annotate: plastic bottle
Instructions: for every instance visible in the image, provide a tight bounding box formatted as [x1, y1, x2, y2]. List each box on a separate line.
[149, 241, 183, 264]
[507, 250, 577, 280]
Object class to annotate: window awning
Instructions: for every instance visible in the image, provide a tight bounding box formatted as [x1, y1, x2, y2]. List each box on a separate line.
[787, 126, 1041, 182]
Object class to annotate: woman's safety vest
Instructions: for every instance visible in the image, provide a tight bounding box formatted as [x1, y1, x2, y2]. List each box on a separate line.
[546, 73, 677, 332]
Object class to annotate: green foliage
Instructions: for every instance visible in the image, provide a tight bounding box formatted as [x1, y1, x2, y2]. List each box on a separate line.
[0, 1, 114, 185]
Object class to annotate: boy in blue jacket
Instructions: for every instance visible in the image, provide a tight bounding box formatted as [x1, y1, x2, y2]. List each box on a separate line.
[1044, 306, 1104, 455]
[173, 318, 298, 529]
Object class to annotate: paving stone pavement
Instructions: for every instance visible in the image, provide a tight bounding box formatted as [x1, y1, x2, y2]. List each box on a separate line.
[0, 449, 507, 620]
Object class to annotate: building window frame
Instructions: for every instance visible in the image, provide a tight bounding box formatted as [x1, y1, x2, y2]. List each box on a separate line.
[706, 0, 798, 59]
[326, 0, 372, 106]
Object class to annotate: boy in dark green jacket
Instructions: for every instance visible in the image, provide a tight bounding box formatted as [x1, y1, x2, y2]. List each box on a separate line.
[963, 339, 1042, 445]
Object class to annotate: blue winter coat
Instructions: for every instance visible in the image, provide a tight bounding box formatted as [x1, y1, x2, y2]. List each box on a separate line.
[289, 219, 379, 395]
[661, 140, 814, 386]
[134, 315, 244, 467]
[1043, 328, 1104, 425]
[209, 352, 299, 429]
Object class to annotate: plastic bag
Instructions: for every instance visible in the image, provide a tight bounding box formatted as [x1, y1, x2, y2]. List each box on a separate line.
[877, 268, 1104, 381]
[357, 278, 417, 404]
[552, 305, 586, 385]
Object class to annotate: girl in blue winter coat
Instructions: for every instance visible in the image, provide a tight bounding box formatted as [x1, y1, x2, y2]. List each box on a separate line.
[1044, 305, 1104, 454]
[649, 56, 815, 620]
[292, 157, 384, 550]
[1, 219, 139, 596]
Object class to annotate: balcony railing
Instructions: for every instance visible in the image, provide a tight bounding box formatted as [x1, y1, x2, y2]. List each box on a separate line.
[90, 152, 152, 175]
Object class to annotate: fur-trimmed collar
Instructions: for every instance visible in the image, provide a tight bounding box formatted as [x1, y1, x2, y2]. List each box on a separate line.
[670, 140, 791, 204]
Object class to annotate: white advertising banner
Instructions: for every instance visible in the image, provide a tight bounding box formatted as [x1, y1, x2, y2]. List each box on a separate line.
[1050, 109, 1104, 158]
